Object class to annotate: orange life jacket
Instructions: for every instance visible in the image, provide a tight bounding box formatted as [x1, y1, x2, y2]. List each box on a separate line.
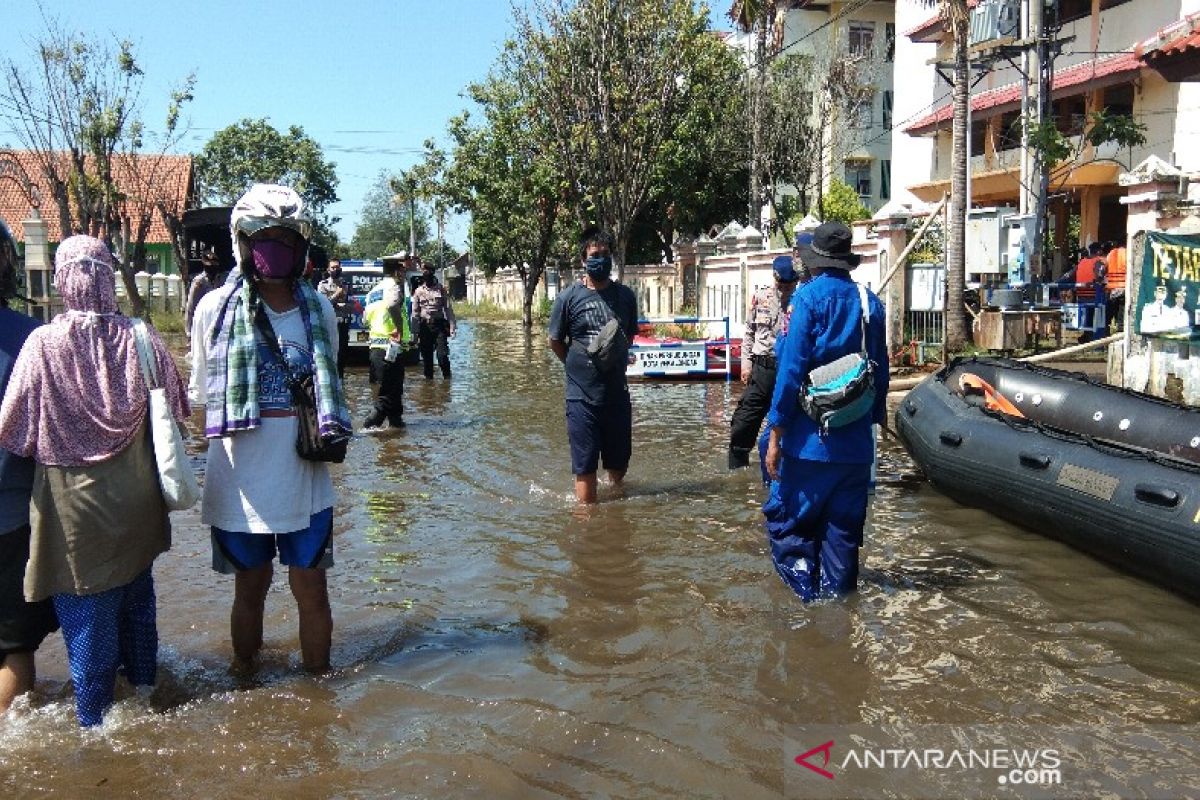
[1075, 257, 1102, 300]
[1106, 247, 1127, 291]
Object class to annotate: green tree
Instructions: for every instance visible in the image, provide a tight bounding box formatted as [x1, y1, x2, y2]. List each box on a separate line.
[440, 42, 571, 328]
[731, 0, 784, 228]
[194, 118, 340, 247]
[817, 179, 870, 226]
[4, 22, 194, 313]
[514, 0, 711, 279]
[629, 29, 748, 263]
[350, 171, 430, 258]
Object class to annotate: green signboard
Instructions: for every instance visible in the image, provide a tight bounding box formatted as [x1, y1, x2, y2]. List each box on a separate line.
[1135, 232, 1200, 340]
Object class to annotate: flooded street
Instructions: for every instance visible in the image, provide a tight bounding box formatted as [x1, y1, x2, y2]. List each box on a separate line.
[3, 319, 1199, 798]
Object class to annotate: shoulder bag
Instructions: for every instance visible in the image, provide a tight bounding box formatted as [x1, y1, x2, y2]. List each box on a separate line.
[131, 319, 201, 510]
[585, 288, 632, 373]
[799, 283, 877, 432]
[254, 308, 349, 464]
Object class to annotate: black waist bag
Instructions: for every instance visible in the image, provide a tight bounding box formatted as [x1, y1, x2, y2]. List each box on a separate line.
[289, 374, 349, 463]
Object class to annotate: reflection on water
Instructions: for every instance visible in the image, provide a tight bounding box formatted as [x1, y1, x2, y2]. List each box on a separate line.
[2, 321, 1199, 797]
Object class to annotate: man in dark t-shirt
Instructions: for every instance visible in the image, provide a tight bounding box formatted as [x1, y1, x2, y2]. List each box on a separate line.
[548, 228, 639, 504]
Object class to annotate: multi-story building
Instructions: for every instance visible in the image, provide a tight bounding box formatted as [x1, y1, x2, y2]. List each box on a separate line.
[894, 0, 1200, 266]
[727, 1, 898, 217]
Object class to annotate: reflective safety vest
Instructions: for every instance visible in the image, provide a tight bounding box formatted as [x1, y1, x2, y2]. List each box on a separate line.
[363, 276, 410, 348]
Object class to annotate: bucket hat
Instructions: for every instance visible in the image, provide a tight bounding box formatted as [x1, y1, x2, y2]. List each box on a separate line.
[800, 222, 860, 270]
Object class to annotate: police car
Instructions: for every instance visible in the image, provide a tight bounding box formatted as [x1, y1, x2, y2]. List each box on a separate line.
[340, 259, 422, 362]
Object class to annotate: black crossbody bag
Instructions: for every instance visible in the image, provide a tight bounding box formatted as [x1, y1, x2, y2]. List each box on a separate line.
[254, 307, 349, 464]
[577, 288, 631, 373]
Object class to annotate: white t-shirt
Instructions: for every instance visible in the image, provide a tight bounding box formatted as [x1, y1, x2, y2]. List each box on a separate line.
[190, 291, 339, 533]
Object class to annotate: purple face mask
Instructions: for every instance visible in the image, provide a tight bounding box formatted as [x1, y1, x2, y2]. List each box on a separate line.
[250, 238, 299, 279]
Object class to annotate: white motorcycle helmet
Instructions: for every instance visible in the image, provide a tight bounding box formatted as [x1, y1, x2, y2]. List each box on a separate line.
[230, 183, 313, 280]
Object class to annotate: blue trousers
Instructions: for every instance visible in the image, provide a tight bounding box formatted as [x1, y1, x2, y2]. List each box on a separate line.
[53, 568, 157, 727]
[762, 457, 870, 602]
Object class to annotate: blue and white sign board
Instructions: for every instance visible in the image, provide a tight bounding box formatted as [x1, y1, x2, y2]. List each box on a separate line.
[627, 344, 707, 376]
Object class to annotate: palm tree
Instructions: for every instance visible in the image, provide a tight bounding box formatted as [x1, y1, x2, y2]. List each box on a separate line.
[731, 0, 783, 228]
[917, 0, 970, 353]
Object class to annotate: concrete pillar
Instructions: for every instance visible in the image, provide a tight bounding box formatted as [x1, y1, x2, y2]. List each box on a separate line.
[872, 213, 911, 357]
[21, 211, 53, 322]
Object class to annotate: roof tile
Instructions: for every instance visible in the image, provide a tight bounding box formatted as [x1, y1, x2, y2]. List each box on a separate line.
[0, 150, 193, 244]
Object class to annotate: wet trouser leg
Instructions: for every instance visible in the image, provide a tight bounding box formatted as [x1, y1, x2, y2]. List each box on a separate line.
[335, 320, 350, 379]
[762, 457, 870, 602]
[418, 321, 437, 379]
[434, 320, 451, 378]
[53, 568, 157, 727]
[366, 347, 405, 426]
[729, 361, 776, 468]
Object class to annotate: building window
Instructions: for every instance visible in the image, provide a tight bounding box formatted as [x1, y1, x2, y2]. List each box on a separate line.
[997, 111, 1022, 151]
[849, 21, 875, 58]
[882, 90, 893, 130]
[880, 160, 891, 201]
[846, 161, 872, 201]
[885, 22, 896, 62]
[1057, 0, 1130, 23]
[970, 118, 987, 156]
[852, 90, 874, 128]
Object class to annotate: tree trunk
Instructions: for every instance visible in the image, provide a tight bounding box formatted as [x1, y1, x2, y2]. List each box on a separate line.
[521, 264, 545, 330]
[944, 13, 970, 354]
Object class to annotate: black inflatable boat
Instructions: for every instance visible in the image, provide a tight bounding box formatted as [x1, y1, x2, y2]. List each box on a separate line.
[895, 356, 1200, 601]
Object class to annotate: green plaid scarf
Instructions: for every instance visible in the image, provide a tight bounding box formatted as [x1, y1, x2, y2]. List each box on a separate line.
[205, 277, 350, 438]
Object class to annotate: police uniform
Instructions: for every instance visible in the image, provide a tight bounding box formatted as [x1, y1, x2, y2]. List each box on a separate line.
[361, 274, 410, 428]
[729, 283, 791, 468]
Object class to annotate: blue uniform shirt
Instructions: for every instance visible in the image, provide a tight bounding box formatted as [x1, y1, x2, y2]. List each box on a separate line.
[766, 271, 889, 463]
[0, 307, 41, 534]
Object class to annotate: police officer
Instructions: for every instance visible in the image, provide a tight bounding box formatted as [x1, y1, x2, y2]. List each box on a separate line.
[411, 262, 456, 379]
[728, 255, 801, 468]
[361, 259, 411, 429]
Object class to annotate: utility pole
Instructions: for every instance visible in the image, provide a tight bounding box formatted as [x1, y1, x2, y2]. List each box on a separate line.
[1019, 0, 1041, 218]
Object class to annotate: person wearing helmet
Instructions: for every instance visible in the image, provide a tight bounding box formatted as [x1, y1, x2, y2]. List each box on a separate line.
[361, 254, 412, 429]
[189, 184, 351, 676]
[0, 218, 59, 714]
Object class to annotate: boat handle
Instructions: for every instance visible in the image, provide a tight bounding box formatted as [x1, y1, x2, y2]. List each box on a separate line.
[1019, 452, 1052, 469]
[1134, 484, 1181, 508]
[939, 431, 962, 447]
[905, 400, 918, 416]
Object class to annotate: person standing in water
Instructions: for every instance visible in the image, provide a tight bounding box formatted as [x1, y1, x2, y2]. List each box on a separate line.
[190, 184, 350, 675]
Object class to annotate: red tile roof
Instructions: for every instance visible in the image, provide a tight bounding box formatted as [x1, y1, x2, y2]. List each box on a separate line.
[0, 150, 193, 244]
[904, 0, 978, 43]
[1136, 12, 1200, 62]
[903, 51, 1143, 135]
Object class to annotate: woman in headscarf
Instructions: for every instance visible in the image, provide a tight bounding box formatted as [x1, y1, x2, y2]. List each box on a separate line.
[0, 235, 189, 727]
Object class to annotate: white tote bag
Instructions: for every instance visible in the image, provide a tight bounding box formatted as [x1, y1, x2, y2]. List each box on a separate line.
[131, 319, 201, 511]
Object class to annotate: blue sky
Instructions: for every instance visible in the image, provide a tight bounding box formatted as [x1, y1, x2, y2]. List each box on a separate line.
[1, 1, 731, 252]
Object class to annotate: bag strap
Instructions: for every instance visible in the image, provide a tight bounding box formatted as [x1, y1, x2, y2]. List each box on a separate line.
[130, 318, 159, 390]
[856, 282, 870, 354]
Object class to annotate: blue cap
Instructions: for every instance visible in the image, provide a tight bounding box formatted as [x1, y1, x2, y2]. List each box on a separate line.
[772, 255, 798, 282]
[794, 232, 814, 248]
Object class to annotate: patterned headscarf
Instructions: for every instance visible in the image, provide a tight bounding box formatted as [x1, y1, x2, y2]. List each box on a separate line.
[0, 235, 188, 466]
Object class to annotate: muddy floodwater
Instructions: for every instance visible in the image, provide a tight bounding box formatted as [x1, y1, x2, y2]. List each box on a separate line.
[2, 320, 1199, 798]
